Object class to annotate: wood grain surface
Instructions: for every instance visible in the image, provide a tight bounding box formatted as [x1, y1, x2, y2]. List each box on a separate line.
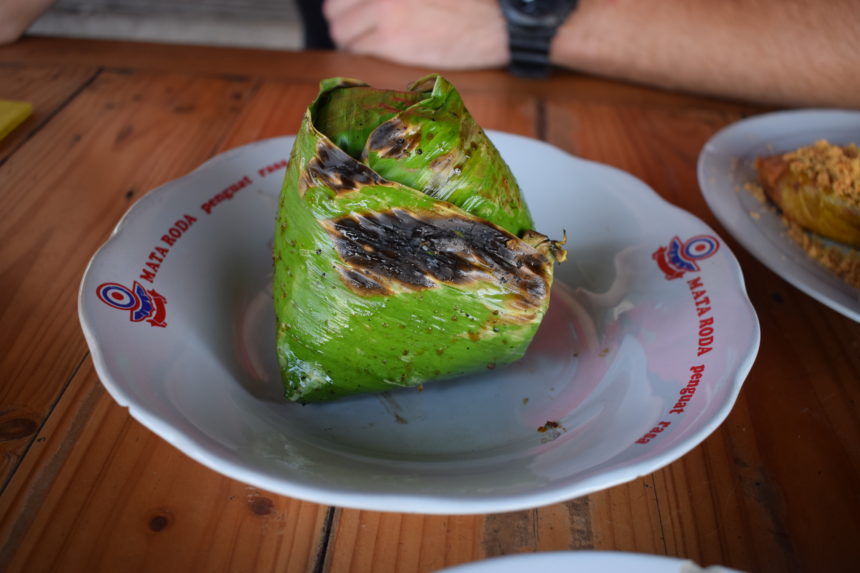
[1, 36, 858, 573]
[0, 64, 97, 164]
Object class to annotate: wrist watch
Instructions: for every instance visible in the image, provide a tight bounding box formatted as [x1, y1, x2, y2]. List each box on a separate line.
[498, 0, 579, 78]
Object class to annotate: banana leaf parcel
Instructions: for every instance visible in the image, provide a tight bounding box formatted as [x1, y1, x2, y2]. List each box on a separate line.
[274, 75, 565, 402]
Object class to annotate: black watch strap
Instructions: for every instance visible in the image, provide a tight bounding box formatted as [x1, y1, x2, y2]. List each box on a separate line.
[507, 23, 558, 79]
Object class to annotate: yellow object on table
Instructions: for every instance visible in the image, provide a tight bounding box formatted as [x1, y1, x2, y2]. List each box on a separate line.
[0, 100, 33, 141]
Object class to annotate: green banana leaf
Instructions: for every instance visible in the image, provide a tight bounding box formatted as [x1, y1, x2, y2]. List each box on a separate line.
[274, 75, 565, 403]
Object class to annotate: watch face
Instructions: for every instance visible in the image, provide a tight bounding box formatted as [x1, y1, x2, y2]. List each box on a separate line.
[502, 0, 576, 27]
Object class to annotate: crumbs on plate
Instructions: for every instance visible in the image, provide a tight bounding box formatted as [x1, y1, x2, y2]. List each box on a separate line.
[784, 218, 860, 289]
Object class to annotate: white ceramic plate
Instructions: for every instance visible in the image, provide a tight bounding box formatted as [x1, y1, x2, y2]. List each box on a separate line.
[698, 109, 860, 322]
[437, 551, 744, 573]
[79, 132, 759, 514]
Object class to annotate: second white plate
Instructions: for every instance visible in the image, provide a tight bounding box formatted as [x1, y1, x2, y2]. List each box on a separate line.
[697, 108, 860, 322]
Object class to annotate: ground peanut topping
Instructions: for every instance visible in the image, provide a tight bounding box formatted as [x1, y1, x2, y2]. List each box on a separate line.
[784, 140, 860, 208]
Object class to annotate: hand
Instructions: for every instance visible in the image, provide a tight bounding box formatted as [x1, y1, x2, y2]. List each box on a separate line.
[0, 0, 56, 45]
[323, 0, 508, 70]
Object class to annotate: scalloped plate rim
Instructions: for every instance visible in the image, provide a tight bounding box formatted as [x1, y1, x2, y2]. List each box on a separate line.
[78, 131, 759, 514]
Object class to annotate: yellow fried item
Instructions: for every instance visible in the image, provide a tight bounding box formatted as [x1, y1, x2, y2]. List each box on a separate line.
[755, 140, 860, 247]
[0, 100, 32, 142]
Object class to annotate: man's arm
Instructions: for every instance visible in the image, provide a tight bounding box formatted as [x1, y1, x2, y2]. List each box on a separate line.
[551, 0, 860, 108]
[323, 0, 508, 69]
[323, 0, 860, 108]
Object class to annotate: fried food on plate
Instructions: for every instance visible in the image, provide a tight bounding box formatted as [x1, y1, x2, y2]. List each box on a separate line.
[755, 140, 860, 247]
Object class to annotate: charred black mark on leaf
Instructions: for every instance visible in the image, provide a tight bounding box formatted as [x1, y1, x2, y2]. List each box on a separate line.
[367, 118, 420, 159]
[323, 209, 550, 305]
[304, 141, 385, 194]
[339, 267, 393, 296]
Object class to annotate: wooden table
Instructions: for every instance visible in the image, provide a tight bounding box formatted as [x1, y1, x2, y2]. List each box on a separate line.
[1, 37, 858, 573]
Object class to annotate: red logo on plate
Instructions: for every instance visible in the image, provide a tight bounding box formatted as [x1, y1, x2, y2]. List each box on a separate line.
[96, 281, 167, 327]
[652, 235, 720, 280]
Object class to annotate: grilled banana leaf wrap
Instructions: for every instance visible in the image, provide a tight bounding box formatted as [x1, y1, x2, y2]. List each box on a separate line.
[274, 75, 566, 402]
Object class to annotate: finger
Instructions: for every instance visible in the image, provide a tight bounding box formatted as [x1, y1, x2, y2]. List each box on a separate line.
[326, 1, 379, 48]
